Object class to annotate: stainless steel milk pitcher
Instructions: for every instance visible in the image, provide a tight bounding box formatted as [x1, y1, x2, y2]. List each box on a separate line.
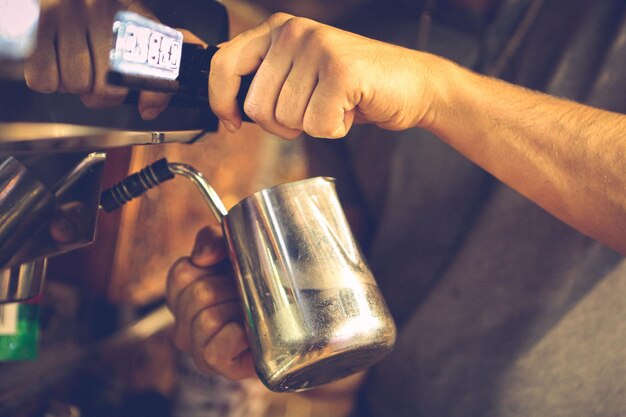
[222, 176, 396, 392]
[101, 161, 397, 392]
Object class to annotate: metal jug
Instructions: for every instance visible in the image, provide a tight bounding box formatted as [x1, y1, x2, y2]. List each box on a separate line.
[221, 176, 396, 392]
[103, 162, 397, 392]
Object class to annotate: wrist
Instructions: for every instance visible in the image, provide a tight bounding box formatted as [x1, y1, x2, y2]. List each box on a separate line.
[412, 51, 461, 133]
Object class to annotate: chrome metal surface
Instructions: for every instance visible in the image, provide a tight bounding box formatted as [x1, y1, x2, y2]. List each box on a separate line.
[52, 152, 107, 196]
[0, 123, 205, 152]
[168, 162, 227, 223]
[0, 258, 46, 303]
[111, 11, 183, 81]
[0, 156, 56, 268]
[0, 152, 106, 273]
[217, 177, 396, 392]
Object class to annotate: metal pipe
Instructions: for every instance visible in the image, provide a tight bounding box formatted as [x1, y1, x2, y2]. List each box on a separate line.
[0, 258, 47, 303]
[168, 162, 228, 223]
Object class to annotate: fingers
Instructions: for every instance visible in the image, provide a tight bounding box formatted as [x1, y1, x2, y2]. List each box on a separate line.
[138, 91, 172, 120]
[304, 76, 356, 139]
[191, 226, 227, 267]
[80, 0, 127, 108]
[179, 29, 208, 47]
[166, 225, 255, 380]
[210, 13, 356, 139]
[195, 322, 255, 380]
[242, 50, 301, 139]
[24, 0, 128, 105]
[24, 2, 59, 93]
[274, 55, 319, 132]
[209, 12, 294, 131]
[166, 257, 224, 312]
[167, 227, 227, 310]
[242, 18, 306, 139]
[173, 275, 239, 351]
[56, 3, 92, 94]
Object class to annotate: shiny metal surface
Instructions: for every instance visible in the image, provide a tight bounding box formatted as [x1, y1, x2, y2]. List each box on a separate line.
[105, 161, 396, 391]
[221, 177, 396, 392]
[0, 258, 46, 303]
[168, 162, 227, 223]
[0, 123, 205, 152]
[0, 152, 105, 272]
[0, 156, 56, 268]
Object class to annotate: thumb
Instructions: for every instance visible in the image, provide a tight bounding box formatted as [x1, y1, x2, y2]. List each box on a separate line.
[191, 226, 227, 267]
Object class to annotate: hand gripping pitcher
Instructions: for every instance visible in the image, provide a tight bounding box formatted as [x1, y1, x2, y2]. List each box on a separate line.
[101, 160, 397, 392]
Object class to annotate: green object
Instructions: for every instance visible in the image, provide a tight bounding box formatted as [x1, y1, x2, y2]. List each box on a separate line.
[0, 297, 40, 361]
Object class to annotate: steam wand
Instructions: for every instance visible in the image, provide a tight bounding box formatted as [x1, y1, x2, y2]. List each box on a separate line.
[100, 158, 227, 222]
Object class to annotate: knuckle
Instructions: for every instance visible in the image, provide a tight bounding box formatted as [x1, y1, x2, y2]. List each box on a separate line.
[168, 258, 195, 288]
[275, 112, 296, 130]
[210, 47, 228, 73]
[268, 12, 294, 27]
[208, 52, 234, 119]
[281, 129, 303, 140]
[190, 281, 216, 306]
[202, 346, 221, 370]
[85, 0, 111, 18]
[302, 115, 321, 137]
[108, 91, 129, 105]
[196, 309, 222, 336]
[274, 103, 299, 129]
[303, 118, 336, 139]
[279, 17, 309, 40]
[309, 27, 333, 49]
[25, 73, 58, 94]
[80, 95, 104, 109]
[243, 100, 272, 124]
[321, 58, 350, 85]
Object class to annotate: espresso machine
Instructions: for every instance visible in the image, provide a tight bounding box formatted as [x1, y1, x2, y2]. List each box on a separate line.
[0, 0, 230, 304]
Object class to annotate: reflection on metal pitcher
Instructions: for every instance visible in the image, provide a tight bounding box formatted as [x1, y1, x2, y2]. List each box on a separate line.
[222, 177, 396, 392]
[100, 161, 397, 392]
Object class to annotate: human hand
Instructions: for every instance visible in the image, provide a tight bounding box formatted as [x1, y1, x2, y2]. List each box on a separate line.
[209, 13, 443, 139]
[23, 0, 171, 118]
[166, 226, 255, 380]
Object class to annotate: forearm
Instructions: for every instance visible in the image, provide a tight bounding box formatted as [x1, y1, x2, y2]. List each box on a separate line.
[422, 55, 626, 253]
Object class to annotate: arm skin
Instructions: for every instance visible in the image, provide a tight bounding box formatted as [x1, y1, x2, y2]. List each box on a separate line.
[208, 13, 626, 255]
[166, 9, 625, 391]
[424, 61, 626, 255]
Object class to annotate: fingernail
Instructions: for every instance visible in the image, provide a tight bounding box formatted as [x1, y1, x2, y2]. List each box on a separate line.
[141, 107, 161, 120]
[222, 120, 237, 133]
